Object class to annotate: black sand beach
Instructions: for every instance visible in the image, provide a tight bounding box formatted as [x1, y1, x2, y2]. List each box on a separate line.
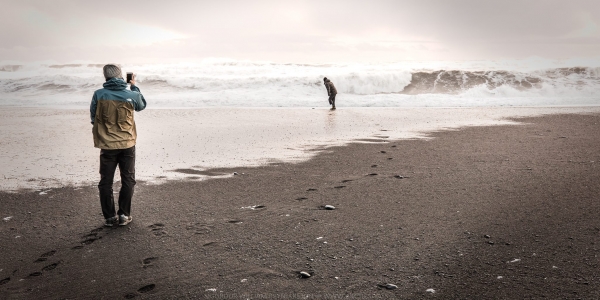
[1, 113, 599, 299]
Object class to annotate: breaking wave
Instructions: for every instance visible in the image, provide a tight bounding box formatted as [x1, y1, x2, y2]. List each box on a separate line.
[1, 60, 599, 107]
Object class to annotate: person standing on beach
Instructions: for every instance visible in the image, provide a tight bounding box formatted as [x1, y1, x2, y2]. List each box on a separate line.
[90, 64, 147, 227]
[324, 77, 337, 110]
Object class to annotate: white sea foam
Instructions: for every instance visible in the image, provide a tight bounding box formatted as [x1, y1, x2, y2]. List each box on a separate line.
[1, 58, 599, 108]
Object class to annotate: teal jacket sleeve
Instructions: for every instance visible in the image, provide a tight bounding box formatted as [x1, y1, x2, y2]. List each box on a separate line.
[130, 85, 147, 111]
[90, 93, 98, 124]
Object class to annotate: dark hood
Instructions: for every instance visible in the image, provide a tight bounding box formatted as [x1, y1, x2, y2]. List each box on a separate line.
[103, 78, 128, 91]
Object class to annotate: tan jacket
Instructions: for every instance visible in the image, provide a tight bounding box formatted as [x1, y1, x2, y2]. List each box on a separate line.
[90, 78, 147, 149]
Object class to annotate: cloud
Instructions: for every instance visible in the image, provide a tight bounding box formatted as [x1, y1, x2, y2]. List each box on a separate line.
[1, 0, 600, 63]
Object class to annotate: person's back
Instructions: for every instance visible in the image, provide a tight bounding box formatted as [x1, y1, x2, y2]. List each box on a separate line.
[91, 77, 146, 149]
[90, 64, 146, 227]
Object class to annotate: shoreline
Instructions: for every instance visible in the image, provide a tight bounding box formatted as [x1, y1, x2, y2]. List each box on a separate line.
[0, 112, 599, 298]
[1, 106, 600, 191]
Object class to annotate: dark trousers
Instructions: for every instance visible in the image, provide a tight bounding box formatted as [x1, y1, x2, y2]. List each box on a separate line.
[98, 146, 136, 219]
[328, 94, 336, 107]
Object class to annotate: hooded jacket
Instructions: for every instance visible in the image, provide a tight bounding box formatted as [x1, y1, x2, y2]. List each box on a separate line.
[90, 78, 147, 149]
[324, 79, 337, 96]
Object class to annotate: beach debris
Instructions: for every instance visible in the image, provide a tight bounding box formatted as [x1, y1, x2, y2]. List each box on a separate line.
[484, 234, 491, 238]
[426, 288, 436, 293]
[384, 283, 398, 290]
[241, 278, 248, 283]
[241, 205, 265, 210]
[3, 216, 12, 221]
[299, 271, 311, 278]
[497, 276, 503, 279]
[324, 205, 336, 210]
[487, 241, 495, 245]
[508, 258, 521, 263]
[205, 288, 217, 292]
[316, 237, 323, 240]
[233, 172, 239, 175]
[552, 266, 558, 269]
[39, 191, 48, 195]
[393, 175, 406, 179]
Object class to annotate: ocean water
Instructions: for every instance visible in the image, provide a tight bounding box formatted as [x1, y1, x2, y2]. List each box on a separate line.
[1, 58, 600, 108]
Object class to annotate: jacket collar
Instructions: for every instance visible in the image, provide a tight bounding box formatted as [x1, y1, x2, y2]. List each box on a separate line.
[103, 78, 128, 91]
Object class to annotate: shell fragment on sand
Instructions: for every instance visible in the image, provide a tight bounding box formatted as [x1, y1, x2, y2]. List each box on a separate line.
[299, 271, 311, 278]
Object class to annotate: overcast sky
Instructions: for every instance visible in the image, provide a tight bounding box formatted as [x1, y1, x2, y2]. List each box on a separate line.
[1, 0, 599, 63]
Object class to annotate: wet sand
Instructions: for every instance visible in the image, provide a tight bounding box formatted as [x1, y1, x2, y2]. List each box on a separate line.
[2, 106, 599, 190]
[1, 112, 599, 299]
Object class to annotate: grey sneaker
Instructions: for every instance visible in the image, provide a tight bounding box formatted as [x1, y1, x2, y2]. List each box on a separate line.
[118, 214, 133, 226]
[104, 216, 118, 227]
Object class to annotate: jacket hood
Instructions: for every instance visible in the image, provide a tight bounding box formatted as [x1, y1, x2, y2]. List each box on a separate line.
[103, 78, 128, 91]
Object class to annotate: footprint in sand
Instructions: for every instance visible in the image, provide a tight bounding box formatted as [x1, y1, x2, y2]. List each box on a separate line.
[296, 197, 308, 201]
[75, 228, 104, 246]
[71, 245, 84, 250]
[341, 179, 353, 183]
[380, 151, 387, 153]
[149, 224, 167, 236]
[371, 165, 378, 168]
[82, 232, 98, 239]
[27, 272, 42, 278]
[91, 227, 104, 233]
[227, 220, 243, 224]
[35, 250, 57, 262]
[41, 250, 56, 257]
[0, 277, 10, 285]
[142, 257, 158, 268]
[334, 186, 346, 189]
[368, 173, 378, 176]
[81, 237, 100, 245]
[306, 188, 317, 191]
[185, 223, 214, 235]
[138, 284, 156, 293]
[42, 262, 59, 272]
[124, 283, 156, 298]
